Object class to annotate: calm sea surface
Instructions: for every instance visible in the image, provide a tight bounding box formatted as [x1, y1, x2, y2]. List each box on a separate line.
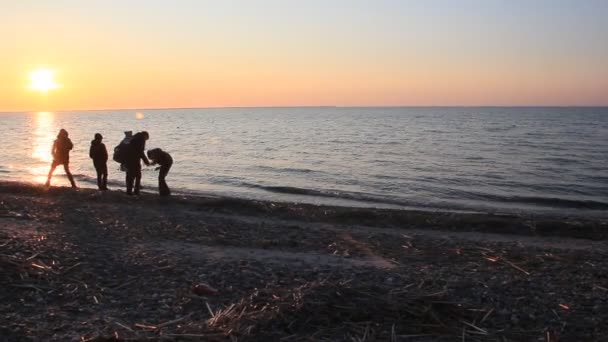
[1, 107, 607, 217]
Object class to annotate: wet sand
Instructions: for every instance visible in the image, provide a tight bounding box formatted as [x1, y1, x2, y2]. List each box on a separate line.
[1, 181, 607, 341]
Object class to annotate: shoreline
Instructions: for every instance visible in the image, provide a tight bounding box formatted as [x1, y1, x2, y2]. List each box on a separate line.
[2, 180, 607, 341]
[9, 169, 608, 221]
[2, 180, 607, 241]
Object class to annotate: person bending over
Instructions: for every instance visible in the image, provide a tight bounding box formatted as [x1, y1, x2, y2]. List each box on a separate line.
[89, 133, 108, 190]
[45, 129, 77, 188]
[147, 148, 173, 196]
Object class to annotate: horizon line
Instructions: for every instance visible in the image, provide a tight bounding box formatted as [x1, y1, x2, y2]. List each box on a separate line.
[2, 104, 608, 114]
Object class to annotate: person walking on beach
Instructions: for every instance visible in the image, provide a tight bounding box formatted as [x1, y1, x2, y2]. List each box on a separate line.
[124, 131, 149, 195]
[146, 148, 173, 196]
[89, 133, 108, 190]
[45, 129, 77, 188]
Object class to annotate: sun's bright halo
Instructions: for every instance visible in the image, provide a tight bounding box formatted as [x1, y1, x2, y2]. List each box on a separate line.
[28, 68, 59, 93]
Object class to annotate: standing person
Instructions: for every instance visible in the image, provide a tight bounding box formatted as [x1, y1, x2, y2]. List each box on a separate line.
[89, 133, 108, 190]
[124, 131, 149, 195]
[121, 131, 133, 145]
[115, 131, 133, 172]
[147, 148, 173, 196]
[45, 129, 77, 188]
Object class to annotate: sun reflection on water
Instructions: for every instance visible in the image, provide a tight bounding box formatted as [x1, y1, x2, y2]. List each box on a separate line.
[30, 112, 56, 183]
[32, 112, 55, 163]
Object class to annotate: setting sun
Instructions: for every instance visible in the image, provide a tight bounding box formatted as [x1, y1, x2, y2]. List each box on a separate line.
[28, 68, 59, 93]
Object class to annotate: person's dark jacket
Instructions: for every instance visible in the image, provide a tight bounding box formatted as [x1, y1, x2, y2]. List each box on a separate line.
[89, 140, 108, 163]
[126, 132, 149, 165]
[52, 137, 73, 164]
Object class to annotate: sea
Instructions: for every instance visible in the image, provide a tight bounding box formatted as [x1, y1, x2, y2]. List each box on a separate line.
[0, 107, 607, 218]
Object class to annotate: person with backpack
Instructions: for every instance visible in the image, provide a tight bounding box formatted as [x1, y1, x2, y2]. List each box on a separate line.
[45, 129, 77, 188]
[123, 131, 150, 195]
[113, 131, 132, 171]
[89, 133, 108, 190]
[146, 148, 173, 196]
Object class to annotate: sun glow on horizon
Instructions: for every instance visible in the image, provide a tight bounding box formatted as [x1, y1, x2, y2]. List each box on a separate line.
[0, 1, 605, 111]
[28, 68, 59, 93]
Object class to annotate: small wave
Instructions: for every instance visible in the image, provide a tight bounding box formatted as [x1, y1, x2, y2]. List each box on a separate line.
[484, 194, 608, 210]
[280, 167, 316, 173]
[256, 165, 320, 174]
[423, 129, 450, 134]
[485, 125, 516, 132]
[463, 156, 485, 161]
[244, 183, 425, 208]
[249, 182, 608, 212]
[259, 185, 318, 196]
[72, 174, 126, 188]
[536, 157, 578, 165]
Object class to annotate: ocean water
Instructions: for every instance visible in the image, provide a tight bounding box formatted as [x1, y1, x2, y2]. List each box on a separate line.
[0, 107, 607, 217]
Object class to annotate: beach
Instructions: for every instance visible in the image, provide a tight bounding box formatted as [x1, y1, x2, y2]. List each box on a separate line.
[1, 181, 607, 341]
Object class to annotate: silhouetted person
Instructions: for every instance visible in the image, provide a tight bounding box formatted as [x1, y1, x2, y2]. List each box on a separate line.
[121, 131, 133, 144]
[45, 129, 77, 188]
[124, 131, 149, 195]
[116, 131, 133, 172]
[89, 133, 108, 190]
[147, 148, 173, 196]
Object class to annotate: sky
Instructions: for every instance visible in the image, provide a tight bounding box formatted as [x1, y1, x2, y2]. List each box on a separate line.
[1, 0, 607, 111]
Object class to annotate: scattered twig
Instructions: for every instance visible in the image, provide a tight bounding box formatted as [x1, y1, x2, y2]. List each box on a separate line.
[594, 285, 608, 291]
[503, 259, 530, 276]
[61, 262, 83, 275]
[206, 301, 215, 318]
[25, 252, 41, 260]
[135, 323, 158, 330]
[10, 283, 46, 292]
[480, 308, 494, 324]
[156, 313, 193, 329]
[114, 321, 134, 332]
[461, 321, 487, 335]
[112, 279, 137, 291]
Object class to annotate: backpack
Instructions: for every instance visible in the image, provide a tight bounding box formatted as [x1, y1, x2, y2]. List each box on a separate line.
[113, 143, 127, 163]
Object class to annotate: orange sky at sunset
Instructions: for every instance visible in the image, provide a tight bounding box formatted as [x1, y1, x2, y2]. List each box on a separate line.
[1, 1, 607, 112]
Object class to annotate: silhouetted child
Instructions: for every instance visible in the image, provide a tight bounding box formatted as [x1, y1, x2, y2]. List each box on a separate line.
[45, 129, 77, 188]
[89, 133, 108, 190]
[146, 148, 173, 196]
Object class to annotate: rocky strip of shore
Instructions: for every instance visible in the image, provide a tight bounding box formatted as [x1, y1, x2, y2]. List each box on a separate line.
[1, 181, 607, 341]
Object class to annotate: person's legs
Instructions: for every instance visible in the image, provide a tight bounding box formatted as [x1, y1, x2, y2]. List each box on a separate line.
[94, 163, 103, 189]
[45, 162, 57, 186]
[101, 163, 108, 190]
[158, 164, 171, 196]
[94, 162, 108, 190]
[126, 168, 135, 195]
[63, 163, 77, 188]
[134, 165, 142, 195]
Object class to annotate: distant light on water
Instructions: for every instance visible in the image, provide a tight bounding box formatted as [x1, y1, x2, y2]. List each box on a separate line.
[29, 166, 50, 184]
[135, 112, 145, 120]
[32, 112, 54, 163]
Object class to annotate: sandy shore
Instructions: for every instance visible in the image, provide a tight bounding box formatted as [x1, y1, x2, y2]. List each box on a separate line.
[1, 181, 607, 341]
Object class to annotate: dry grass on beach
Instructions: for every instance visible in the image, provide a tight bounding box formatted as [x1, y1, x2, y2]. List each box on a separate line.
[1, 181, 607, 341]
